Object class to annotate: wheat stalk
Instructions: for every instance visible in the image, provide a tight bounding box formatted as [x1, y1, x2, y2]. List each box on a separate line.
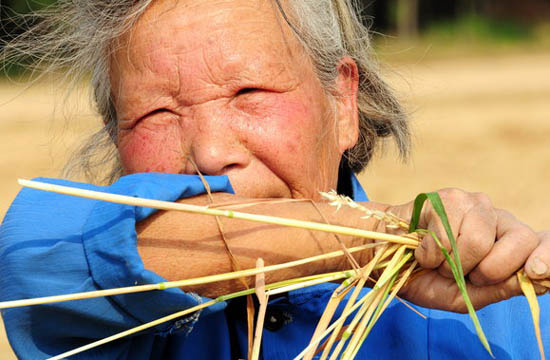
[321, 190, 409, 231]
[0, 243, 378, 310]
[10, 179, 549, 359]
[18, 179, 418, 247]
[46, 270, 355, 360]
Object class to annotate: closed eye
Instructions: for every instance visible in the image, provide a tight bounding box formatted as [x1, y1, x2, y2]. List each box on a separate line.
[136, 108, 174, 122]
[126, 108, 174, 129]
[146, 108, 171, 117]
[236, 87, 261, 96]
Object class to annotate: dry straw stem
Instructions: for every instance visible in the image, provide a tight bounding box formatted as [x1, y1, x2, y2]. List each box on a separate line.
[18, 179, 418, 247]
[321, 190, 409, 231]
[267, 272, 354, 296]
[342, 280, 392, 359]
[293, 284, 380, 360]
[211, 197, 362, 270]
[14, 179, 424, 360]
[341, 251, 412, 359]
[47, 269, 354, 360]
[295, 248, 414, 360]
[308, 199, 362, 271]
[303, 283, 351, 360]
[518, 270, 545, 360]
[325, 190, 549, 360]
[324, 256, 416, 360]
[193, 166, 255, 346]
[47, 298, 217, 360]
[345, 255, 414, 360]
[312, 243, 395, 360]
[319, 244, 392, 360]
[0, 243, 379, 310]
[378, 260, 418, 317]
[19, 179, 550, 359]
[251, 258, 268, 360]
[189, 163, 256, 359]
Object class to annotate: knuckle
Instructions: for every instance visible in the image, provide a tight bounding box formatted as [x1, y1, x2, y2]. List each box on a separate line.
[464, 245, 491, 268]
[496, 208, 515, 220]
[468, 271, 486, 286]
[516, 225, 538, 248]
[426, 222, 445, 241]
[473, 192, 493, 208]
[415, 255, 440, 269]
[469, 265, 501, 285]
[494, 285, 512, 304]
[437, 264, 455, 279]
[459, 232, 494, 263]
[415, 243, 443, 269]
[469, 232, 494, 255]
[440, 187, 465, 201]
[448, 287, 468, 313]
[538, 230, 550, 241]
[495, 278, 520, 301]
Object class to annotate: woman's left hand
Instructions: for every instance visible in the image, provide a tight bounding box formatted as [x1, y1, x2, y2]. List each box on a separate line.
[389, 188, 549, 312]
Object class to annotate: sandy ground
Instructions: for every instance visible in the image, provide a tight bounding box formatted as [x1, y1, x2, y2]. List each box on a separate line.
[0, 51, 548, 358]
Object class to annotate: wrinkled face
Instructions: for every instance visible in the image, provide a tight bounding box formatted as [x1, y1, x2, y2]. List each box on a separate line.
[110, 0, 358, 199]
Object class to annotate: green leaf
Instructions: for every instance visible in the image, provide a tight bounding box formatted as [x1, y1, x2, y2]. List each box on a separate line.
[410, 192, 494, 358]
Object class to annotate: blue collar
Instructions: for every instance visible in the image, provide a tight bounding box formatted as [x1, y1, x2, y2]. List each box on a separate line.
[350, 174, 368, 201]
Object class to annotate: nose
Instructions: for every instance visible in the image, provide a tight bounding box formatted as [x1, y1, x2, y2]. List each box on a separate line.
[187, 108, 251, 176]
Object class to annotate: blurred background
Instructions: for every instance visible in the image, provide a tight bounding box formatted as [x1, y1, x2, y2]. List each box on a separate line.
[0, 0, 549, 358]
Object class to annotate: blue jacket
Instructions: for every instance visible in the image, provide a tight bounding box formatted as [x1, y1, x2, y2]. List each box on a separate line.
[0, 173, 548, 359]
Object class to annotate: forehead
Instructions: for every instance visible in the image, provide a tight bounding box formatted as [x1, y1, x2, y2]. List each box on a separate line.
[128, 0, 287, 58]
[110, 0, 308, 102]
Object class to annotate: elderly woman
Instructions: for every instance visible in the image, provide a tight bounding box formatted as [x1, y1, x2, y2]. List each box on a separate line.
[1, 0, 549, 359]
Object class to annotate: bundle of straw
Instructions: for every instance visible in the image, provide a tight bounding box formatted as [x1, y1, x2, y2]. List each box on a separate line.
[0, 179, 546, 360]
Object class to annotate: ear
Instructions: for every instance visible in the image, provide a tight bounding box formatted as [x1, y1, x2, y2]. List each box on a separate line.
[333, 57, 359, 154]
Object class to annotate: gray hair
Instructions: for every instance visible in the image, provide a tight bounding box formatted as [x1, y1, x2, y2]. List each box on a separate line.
[2, 0, 409, 184]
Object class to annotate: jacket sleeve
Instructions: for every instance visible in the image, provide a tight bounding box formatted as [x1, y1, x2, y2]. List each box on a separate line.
[0, 173, 234, 359]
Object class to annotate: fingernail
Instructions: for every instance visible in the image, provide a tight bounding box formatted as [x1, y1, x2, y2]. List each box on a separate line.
[530, 257, 548, 276]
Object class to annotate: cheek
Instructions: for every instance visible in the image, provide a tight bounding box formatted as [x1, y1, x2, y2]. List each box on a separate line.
[259, 92, 340, 194]
[118, 123, 183, 174]
[244, 93, 326, 170]
[272, 94, 324, 151]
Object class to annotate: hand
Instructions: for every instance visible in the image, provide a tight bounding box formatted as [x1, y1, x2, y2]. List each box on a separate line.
[389, 188, 544, 312]
[525, 230, 550, 280]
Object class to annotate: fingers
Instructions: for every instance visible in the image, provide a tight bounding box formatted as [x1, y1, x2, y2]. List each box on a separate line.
[402, 187, 548, 312]
[441, 199, 496, 277]
[524, 231, 550, 279]
[414, 189, 467, 270]
[400, 270, 521, 313]
[469, 209, 539, 285]
[413, 189, 539, 287]
[414, 189, 497, 280]
[414, 208, 454, 270]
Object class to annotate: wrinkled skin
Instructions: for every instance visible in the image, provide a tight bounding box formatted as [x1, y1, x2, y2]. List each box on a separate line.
[110, 0, 549, 311]
[391, 190, 548, 311]
[111, 0, 358, 201]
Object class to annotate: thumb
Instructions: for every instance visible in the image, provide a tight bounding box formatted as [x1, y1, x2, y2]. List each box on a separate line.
[524, 231, 550, 279]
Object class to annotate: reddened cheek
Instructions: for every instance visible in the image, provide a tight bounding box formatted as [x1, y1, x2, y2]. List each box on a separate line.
[118, 127, 183, 174]
[236, 93, 312, 145]
[255, 108, 310, 156]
